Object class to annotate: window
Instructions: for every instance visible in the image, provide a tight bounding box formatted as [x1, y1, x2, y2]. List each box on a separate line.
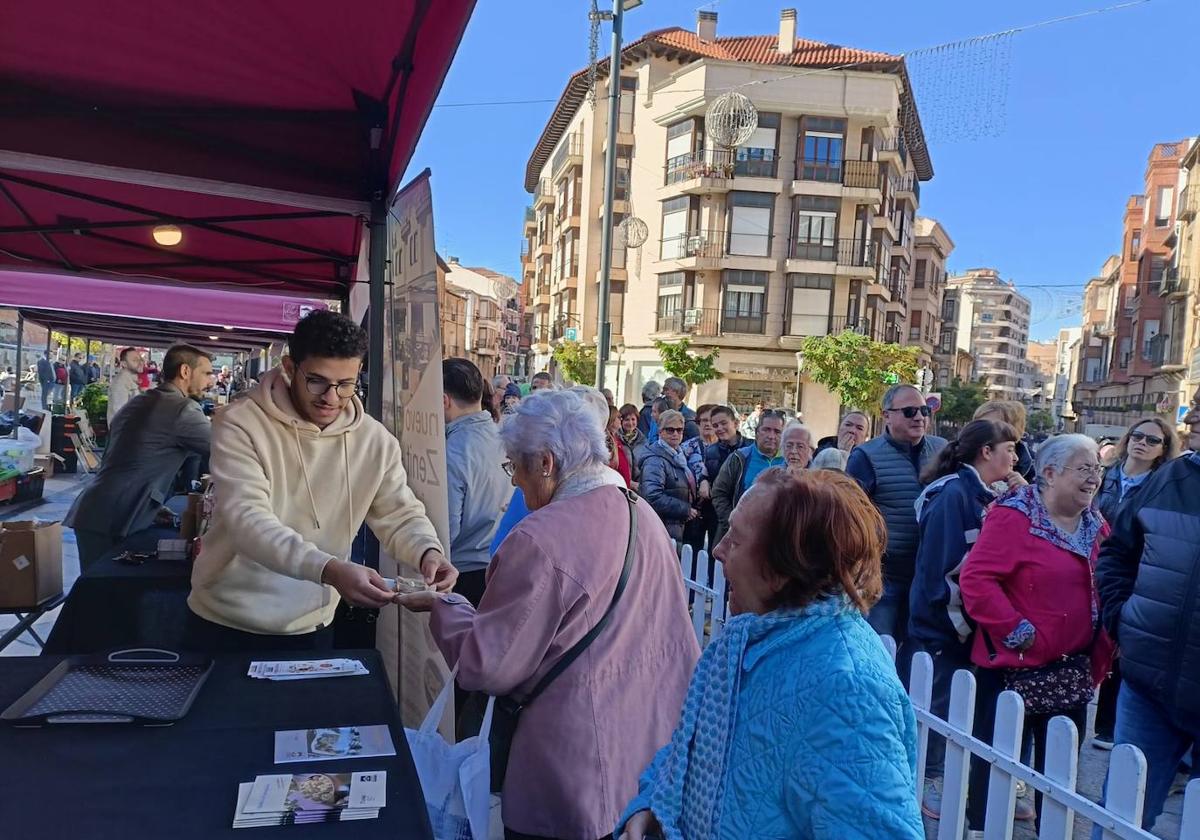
[618, 77, 636, 134]
[942, 299, 956, 321]
[734, 113, 779, 178]
[660, 196, 697, 259]
[791, 195, 838, 260]
[797, 116, 846, 183]
[940, 330, 954, 352]
[909, 309, 923, 341]
[611, 213, 627, 270]
[722, 269, 767, 333]
[1142, 319, 1160, 359]
[1155, 186, 1173, 226]
[1118, 336, 1132, 368]
[1147, 256, 1165, 294]
[914, 259, 927, 289]
[615, 146, 632, 201]
[728, 191, 774, 257]
[657, 272, 688, 322]
[665, 118, 707, 183]
[786, 273, 833, 336]
[1130, 229, 1141, 256]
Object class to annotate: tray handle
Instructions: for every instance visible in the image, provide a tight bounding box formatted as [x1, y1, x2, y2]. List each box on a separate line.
[107, 648, 180, 663]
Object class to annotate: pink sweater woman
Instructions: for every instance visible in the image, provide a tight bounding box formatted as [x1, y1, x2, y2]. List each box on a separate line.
[399, 388, 699, 840]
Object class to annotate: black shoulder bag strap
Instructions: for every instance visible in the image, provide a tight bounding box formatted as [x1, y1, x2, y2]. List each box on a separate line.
[522, 486, 639, 704]
[487, 487, 639, 790]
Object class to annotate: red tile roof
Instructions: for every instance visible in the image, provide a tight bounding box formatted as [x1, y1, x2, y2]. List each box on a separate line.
[524, 27, 929, 193]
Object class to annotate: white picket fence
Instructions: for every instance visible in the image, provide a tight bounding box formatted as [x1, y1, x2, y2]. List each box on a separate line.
[675, 544, 1200, 839]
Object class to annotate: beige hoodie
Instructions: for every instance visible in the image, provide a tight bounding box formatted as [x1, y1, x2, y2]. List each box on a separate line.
[188, 366, 442, 635]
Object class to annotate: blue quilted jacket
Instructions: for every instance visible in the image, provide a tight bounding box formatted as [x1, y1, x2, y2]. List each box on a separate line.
[620, 606, 924, 839]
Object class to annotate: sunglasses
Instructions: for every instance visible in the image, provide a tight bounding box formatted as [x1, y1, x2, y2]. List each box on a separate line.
[1129, 431, 1164, 446]
[660, 426, 685, 434]
[886, 405, 931, 419]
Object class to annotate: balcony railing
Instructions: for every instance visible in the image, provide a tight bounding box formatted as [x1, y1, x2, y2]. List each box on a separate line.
[1180, 185, 1197, 220]
[656, 308, 722, 337]
[843, 159, 881, 190]
[889, 268, 909, 303]
[533, 178, 554, 205]
[659, 229, 774, 261]
[664, 149, 735, 185]
[1148, 332, 1171, 367]
[733, 152, 779, 179]
[838, 238, 876, 268]
[896, 172, 920, 202]
[551, 132, 583, 174]
[876, 129, 908, 165]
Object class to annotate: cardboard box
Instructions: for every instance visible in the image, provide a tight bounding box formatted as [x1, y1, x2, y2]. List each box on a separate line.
[0, 520, 64, 609]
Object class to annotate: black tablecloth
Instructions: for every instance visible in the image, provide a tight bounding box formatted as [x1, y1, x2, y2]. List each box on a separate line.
[0, 650, 433, 840]
[43, 527, 191, 655]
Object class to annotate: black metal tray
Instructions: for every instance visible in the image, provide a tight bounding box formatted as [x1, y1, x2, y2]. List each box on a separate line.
[1, 648, 212, 726]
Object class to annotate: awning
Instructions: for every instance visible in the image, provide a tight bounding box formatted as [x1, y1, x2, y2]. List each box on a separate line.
[0, 0, 476, 296]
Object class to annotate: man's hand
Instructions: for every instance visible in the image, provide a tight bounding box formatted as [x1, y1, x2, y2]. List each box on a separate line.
[420, 549, 458, 593]
[838, 431, 857, 452]
[321, 560, 396, 608]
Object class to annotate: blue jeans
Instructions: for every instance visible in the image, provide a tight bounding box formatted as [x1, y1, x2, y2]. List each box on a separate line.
[870, 577, 912, 684]
[1091, 680, 1200, 837]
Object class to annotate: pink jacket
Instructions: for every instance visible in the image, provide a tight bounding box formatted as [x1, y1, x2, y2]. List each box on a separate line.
[960, 505, 1114, 682]
[429, 487, 699, 839]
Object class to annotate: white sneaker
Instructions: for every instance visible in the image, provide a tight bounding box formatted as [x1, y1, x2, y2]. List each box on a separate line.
[965, 831, 984, 840]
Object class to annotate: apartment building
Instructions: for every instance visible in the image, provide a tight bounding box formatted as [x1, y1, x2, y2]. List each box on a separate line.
[945, 268, 1032, 403]
[1165, 139, 1200, 406]
[907, 217, 954, 366]
[519, 8, 934, 432]
[931, 285, 974, 388]
[441, 258, 521, 379]
[1027, 339, 1058, 411]
[1072, 140, 1190, 433]
[1053, 326, 1082, 428]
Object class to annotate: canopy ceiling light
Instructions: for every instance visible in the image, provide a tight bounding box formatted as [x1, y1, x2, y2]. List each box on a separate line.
[152, 224, 183, 247]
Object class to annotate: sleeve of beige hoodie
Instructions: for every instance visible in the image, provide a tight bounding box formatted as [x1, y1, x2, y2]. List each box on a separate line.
[365, 433, 444, 573]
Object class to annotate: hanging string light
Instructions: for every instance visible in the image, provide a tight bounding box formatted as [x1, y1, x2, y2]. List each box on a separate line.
[705, 91, 758, 148]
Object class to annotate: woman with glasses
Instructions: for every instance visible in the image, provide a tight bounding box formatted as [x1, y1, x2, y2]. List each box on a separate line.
[399, 388, 699, 840]
[640, 409, 702, 545]
[959, 434, 1115, 837]
[1091, 416, 1178, 750]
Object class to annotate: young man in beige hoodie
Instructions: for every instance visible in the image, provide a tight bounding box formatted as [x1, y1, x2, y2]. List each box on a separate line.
[187, 310, 456, 650]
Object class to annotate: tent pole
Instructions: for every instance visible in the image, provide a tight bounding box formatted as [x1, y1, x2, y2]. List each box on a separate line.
[366, 197, 386, 421]
[11, 313, 23, 437]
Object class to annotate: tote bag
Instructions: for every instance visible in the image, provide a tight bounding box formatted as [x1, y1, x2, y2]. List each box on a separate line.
[405, 666, 494, 840]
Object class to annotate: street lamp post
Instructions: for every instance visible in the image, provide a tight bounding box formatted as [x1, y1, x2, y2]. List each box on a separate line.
[593, 0, 640, 392]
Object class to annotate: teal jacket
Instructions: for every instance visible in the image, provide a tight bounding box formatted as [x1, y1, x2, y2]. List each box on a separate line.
[620, 606, 924, 839]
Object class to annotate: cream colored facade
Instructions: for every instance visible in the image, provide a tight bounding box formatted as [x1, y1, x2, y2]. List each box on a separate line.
[908, 217, 953, 365]
[519, 9, 935, 434]
[946, 268, 1033, 403]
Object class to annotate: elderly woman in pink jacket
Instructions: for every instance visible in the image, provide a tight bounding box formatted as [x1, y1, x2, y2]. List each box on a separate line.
[398, 387, 699, 840]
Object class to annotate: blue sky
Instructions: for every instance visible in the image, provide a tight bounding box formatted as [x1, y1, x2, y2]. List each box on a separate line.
[405, 0, 1200, 341]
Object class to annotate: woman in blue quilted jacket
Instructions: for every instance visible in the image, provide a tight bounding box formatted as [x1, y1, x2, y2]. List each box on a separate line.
[617, 468, 924, 840]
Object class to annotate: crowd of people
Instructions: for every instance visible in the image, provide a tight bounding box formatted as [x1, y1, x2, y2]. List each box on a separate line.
[56, 306, 1200, 839]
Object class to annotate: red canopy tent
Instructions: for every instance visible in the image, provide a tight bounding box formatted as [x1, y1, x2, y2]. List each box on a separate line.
[0, 0, 476, 412]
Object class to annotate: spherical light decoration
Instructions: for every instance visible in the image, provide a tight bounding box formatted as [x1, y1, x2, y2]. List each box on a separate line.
[152, 224, 183, 247]
[616, 216, 649, 249]
[705, 91, 759, 148]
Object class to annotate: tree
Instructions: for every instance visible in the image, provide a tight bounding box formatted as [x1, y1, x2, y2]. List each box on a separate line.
[653, 338, 722, 387]
[551, 340, 596, 386]
[1028, 409, 1055, 434]
[938, 378, 988, 427]
[798, 330, 920, 411]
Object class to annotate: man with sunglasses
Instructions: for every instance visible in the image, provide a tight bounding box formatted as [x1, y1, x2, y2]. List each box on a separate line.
[846, 384, 946, 660]
[187, 309, 455, 651]
[1093, 387, 1200, 835]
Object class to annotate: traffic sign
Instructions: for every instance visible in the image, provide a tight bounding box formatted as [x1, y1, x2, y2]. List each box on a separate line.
[565, 327, 578, 342]
[926, 393, 942, 413]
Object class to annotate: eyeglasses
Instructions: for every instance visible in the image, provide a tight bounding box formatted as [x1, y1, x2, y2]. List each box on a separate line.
[301, 370, 358, 398]
[660, 426, 685, 434]
[1129, 431, 1164, 446]
[1071, 464, 1104, 478]
[783, 441, 812, 452]
[886, 405, 931, 419]
[501, 461, 515, 477]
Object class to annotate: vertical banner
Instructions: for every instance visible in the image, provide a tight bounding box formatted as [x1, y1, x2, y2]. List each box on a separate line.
[375, 172, 454, 735]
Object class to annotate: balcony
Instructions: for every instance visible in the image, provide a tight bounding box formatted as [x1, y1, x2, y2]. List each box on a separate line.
[1180, 185, 1198, 221]
[896, 172, 920, 203]
[523, 206, 536, 230]
[657, 229, 774, 269]
[888, 268, 909, 304]
[664, 149, 734, 194]
[655, 308, 722, 338]
[533, 290, 551, 310]
[843, 159, 882, 192]
[876, 129, 908, 166]
[1160, 265, 1182, 297]
[533, 178, 554, 209]
[554, 199, 581, 228]
[551, 133, 583, 175]
[732, 152, 780, 180]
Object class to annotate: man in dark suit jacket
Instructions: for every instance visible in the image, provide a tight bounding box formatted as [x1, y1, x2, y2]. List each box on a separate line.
[65, 344, 214, 568]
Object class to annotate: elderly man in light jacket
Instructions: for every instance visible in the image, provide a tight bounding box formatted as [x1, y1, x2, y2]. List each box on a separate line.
[107, 347, 144, 422]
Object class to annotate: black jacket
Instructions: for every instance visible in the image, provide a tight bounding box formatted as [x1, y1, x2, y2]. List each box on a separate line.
[637, 404, 654, 437]
[68, 360, 88, 386]
[1095, 462, 1155, 524]
[1097, 454, 1200, 730]
[702, 434, 746, 483]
